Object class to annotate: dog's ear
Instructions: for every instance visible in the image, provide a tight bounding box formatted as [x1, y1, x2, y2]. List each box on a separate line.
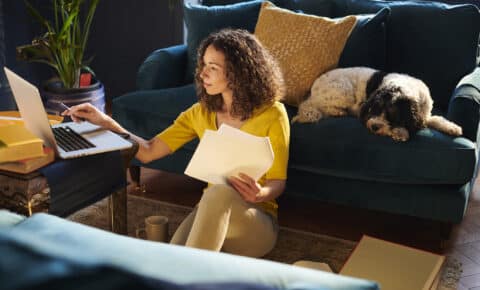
[359, 100, 369, 123]
[366, 71, 388, 97]
[360, 89, 385, 123]
[394, 98, 412, 113]
[359, 95, 377, 123]
[394, 98, 422, 133]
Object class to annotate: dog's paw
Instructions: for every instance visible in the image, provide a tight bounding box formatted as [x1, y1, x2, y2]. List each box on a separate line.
[291, 109, 322, 123]
[391, 127, 409, 142]
[446, 124, 463, 136]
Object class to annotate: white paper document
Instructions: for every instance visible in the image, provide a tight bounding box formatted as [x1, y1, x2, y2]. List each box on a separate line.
[184, 124, 274, 184]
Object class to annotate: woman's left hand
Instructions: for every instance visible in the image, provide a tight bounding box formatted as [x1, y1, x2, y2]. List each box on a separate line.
[228, 173, 263, 203]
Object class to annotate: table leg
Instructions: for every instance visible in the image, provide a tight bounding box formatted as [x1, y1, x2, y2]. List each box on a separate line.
[109, 187, 127, 234]
[108, 135, 138, 235]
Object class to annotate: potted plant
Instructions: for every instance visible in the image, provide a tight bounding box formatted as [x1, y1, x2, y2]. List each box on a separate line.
[16, 0, 104, 115]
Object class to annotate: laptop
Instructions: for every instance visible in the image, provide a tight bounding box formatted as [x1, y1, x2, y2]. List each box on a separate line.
[4, 67, 132, 159]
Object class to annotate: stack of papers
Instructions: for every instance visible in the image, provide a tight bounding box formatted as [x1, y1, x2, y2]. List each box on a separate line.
[185, 124, 274, 184]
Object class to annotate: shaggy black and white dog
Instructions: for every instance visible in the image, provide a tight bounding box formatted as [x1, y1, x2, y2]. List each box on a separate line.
[291, 67, 462, 141]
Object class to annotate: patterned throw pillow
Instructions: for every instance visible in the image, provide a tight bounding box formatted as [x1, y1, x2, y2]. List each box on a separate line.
[254, 1, 357, 106]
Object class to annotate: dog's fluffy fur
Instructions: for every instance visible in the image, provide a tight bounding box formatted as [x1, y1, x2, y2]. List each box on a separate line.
[292, 67, 462, 141]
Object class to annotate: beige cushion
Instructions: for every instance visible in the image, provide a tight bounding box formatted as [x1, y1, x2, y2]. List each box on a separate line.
[254, 1, 356, 106]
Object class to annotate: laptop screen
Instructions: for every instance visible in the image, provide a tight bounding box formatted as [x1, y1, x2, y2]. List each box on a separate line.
[3, 67, 58, 150]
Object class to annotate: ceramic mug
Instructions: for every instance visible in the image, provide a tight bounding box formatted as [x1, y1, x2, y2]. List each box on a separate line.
[136, 215, 169, 242]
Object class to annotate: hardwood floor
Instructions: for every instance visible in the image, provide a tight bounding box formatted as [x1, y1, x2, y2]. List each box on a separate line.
[129, 167, 480, 289]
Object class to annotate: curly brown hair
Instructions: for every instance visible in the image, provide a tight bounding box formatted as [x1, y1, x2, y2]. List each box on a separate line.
[195, 28, 284, 120]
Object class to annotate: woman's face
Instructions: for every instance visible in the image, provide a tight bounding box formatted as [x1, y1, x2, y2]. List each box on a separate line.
[200, 45, 231, 96]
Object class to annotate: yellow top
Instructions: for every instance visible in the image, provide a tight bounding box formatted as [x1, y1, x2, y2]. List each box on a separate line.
[156, 101, 290, 218]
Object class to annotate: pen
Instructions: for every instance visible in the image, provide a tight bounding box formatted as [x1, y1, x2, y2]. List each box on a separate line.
[58, 102, 85, 121]
[58, 102, 71, 112]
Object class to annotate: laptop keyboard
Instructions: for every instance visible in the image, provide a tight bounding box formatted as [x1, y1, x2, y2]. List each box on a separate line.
[52, 126, 95, 152]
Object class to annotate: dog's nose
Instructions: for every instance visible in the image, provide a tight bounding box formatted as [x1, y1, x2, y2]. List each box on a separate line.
[371, 124, 380, 132]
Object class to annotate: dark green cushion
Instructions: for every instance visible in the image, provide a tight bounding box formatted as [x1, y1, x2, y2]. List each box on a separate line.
[285, 169, 470, 223]
[338, 8, 390, 70]
[339, 0, 480, 112]
[283, 0, 335, 16]
[183, 0, 264, 83]
[285, 105, 476, 185]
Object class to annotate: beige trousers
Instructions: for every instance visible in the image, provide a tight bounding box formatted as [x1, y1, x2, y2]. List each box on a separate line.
[170, 184, 278, 257]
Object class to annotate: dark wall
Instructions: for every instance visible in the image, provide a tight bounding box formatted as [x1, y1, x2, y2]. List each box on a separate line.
[1, 0, 183, 110]
[87, 0, 184, 100]
[2, 0, 49, 110]
[4, 0, 53, 83]
[0, 0, 12, 110]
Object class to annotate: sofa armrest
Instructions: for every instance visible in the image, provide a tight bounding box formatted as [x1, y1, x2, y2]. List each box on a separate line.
[136, 44, 188, 90]
[447, 67, 480, 142]
[1, 213, 379, 290]
[0, 210, 25, 228]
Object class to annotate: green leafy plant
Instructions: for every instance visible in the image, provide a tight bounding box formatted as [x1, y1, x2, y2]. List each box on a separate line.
[16, 0, 100, 89]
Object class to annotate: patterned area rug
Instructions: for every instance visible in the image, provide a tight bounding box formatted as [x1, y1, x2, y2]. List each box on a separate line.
[68, 194, 462, 288]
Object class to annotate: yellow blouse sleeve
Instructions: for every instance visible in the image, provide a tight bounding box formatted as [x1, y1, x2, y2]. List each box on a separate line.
[156, 105, 198, 153]
[265, 108, 290, 180]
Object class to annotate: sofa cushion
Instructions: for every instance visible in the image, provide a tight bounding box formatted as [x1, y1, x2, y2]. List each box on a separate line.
[340, 0, 480, 112]
[285, 169, 470, 223]
[183, 0, 264, 83]
[285, 105, 476, 185]
[283, 0, 336, 16]
[338, 8, 390, 70]
[254, 1, 357, 106]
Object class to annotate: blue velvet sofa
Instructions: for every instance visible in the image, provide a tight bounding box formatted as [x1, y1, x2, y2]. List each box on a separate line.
[112, 0, 480, 228]
[0, 210, 378, 290]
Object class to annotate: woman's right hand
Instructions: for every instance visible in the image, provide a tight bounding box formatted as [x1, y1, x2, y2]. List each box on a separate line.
[61, 103, 112, 129]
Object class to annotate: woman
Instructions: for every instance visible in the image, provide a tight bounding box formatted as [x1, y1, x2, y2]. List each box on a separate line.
[63, 29, 290, 258]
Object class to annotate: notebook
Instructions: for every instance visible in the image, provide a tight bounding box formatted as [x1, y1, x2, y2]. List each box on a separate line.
[4, 67, 132, 159]
[340, 235, 445, 290]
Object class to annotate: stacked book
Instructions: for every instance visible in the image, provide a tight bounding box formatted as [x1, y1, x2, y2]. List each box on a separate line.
[0, 125, 54, 174]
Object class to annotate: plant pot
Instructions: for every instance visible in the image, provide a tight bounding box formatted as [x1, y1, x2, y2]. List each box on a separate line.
[40, 78, 106, 120]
